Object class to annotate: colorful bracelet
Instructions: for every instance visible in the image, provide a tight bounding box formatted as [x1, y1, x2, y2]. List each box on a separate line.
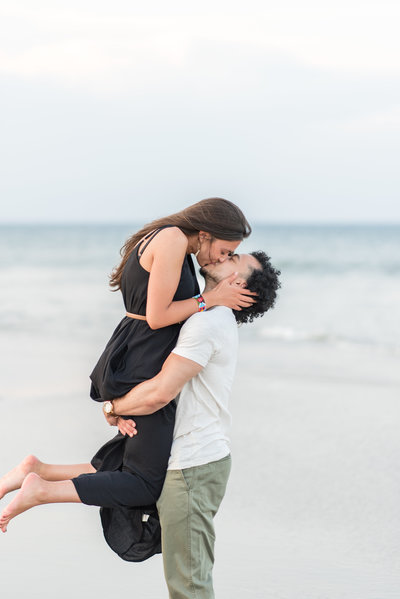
[193, 294, 207, 312]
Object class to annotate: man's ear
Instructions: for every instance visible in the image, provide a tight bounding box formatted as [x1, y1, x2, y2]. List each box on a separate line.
[234, 278, 247, 288]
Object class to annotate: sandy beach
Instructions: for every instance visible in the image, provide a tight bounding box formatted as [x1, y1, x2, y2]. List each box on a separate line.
[1, 333, 399, 599]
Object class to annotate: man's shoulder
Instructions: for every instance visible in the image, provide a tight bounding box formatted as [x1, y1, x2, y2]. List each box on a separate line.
[183, 306, 235, 330]
[173, 307, 237, 366]
[179, 308, 237, 348]
[206, 306, 237, 326]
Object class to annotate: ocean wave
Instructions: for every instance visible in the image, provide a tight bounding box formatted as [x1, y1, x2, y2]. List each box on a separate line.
[258, 326, 400, 354]
[259, 326, 330, 343]
[275, 259, 400, 275]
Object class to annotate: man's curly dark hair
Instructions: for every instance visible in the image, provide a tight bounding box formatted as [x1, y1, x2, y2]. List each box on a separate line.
[233, 251, 281, 325]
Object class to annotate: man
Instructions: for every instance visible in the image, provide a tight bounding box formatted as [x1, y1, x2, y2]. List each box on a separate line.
[108, 251, 280, 598]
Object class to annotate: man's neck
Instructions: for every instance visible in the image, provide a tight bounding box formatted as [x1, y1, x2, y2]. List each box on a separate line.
[203, 282, 216, 294]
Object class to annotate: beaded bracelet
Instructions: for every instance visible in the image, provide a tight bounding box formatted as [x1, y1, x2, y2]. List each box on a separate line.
[193, 294, 207, 312]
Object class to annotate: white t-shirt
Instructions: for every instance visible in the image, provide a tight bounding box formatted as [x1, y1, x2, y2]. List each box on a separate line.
[168, 306, 239, 470]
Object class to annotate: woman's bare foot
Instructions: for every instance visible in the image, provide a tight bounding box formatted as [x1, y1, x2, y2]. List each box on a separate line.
[0, 472, 46, 532]
[0, 455, 41, 500]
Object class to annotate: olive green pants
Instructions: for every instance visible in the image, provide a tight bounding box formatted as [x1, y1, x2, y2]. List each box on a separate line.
[157, 455, 231, 599]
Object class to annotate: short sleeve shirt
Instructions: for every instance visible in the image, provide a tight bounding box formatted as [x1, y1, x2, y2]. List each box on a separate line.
[168, 306, 239, 470]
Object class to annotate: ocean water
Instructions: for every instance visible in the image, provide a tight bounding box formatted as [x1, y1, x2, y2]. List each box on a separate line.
[1, 223, 399, 353]
[240, 224, 400, 352]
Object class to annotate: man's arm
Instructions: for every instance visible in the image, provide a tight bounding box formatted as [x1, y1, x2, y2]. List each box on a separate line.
[112, 353, 203, 416]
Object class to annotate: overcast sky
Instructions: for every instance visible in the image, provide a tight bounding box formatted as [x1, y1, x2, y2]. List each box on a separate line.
[1, 1, 399, 224]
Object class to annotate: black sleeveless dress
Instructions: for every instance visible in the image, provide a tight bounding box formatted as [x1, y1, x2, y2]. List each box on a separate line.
[71, 227, 200, 561]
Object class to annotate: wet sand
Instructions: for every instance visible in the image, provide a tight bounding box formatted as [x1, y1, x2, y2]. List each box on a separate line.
[1, 337, 400, 598]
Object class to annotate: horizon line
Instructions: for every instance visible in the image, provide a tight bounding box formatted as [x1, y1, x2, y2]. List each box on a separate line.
[1, 220, 399, 227]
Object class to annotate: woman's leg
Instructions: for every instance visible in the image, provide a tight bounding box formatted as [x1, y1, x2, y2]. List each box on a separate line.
[0, 472, 81, 532]
[0, 468, 161, 533]
[0, 455, 95, 500]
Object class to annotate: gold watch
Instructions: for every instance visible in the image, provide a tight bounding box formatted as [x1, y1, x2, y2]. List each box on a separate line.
[103, 400, 115, 416]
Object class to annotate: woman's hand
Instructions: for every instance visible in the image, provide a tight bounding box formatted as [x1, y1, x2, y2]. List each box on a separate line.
[203, 273, 257, 311]
[104, 412, 137, 438]
[117, 417, 137, 438]
[104, 413, 119, 427]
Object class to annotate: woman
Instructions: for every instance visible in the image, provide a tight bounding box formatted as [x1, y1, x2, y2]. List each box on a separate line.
[0, 198, 254, 554]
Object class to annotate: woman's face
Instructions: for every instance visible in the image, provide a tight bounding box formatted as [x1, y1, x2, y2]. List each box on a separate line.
[195, 234, 241, 267]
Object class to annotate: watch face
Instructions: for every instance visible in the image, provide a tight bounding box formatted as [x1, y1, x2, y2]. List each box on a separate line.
[104, 402, 112, 414]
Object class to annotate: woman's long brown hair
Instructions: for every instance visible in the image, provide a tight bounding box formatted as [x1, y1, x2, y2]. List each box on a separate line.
[110, 197, 251, 290]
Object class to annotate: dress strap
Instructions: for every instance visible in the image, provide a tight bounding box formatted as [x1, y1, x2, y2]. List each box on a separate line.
[138, 225, 176, 257]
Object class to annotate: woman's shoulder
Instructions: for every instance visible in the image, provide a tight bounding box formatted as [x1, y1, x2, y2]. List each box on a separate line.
[151, 226, 188, 251]
[139, 226, 188, 273]
[158, 226, 187, 241]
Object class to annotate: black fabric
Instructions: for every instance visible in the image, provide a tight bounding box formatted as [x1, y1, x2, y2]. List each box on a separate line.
[89, 227, 199, 402]
[91, 402, 176, 484]
[72, 471, 162, 562]
[100, 505, 161, 562]
[71, 226, 200, 561]
[72, 470, 156, 508]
